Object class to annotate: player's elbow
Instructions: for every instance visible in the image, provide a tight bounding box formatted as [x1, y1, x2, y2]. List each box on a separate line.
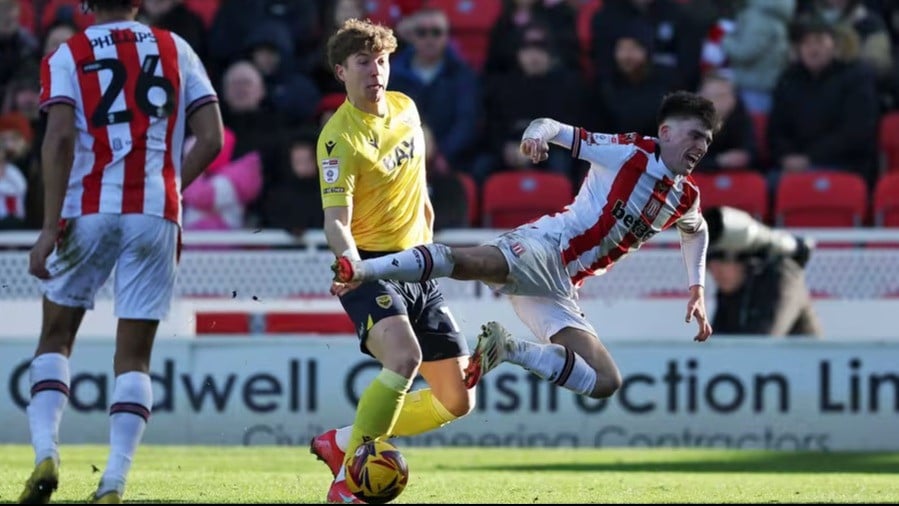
[530, 117, 553, 129]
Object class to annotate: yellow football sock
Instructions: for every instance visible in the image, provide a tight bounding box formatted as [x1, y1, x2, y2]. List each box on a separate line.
[345, 368, 412, 463]
[390, 388, 458, 437]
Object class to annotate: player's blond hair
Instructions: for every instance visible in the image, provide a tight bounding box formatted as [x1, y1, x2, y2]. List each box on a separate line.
[327, 18, 398, 74]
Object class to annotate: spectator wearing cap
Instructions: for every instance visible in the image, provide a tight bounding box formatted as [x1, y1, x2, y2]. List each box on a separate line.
[389, 7, 481, 171]
[588, 22, 672, 136]
[484, 0, 580, 77]
[481, 21, 585, 182]
[208, 0, 320, 82]
[767, 17, 880, 189]
[590, 0, 705, 90]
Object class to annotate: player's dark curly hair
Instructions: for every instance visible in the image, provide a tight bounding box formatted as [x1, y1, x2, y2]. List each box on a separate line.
[657, 91, 721, 133]
[326, 18, 398, 73]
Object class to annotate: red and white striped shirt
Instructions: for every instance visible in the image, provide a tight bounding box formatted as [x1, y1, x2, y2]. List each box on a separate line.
[39, 20, 218, 225]
[530, 127, 705, 288]
[0, 162, 26, 220]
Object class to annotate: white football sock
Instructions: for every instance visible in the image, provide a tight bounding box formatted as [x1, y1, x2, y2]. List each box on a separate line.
[27, 353, 70, 466]
[361, 244, 454, 282]
[506, 340, 597, 396]
[335, 425, 352, 452]
[99, 372, 153, 496]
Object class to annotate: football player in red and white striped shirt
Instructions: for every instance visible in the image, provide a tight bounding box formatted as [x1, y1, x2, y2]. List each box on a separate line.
[20, 0, 223, 503]
[332, 91, 719, 402]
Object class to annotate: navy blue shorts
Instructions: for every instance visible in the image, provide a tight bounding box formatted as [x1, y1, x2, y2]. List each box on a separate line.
[338, 270, 469, 361]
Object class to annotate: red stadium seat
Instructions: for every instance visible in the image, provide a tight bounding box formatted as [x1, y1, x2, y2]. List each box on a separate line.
[774, 170, 869, 227]
[429, 0, 502, 72]
[873, 172, 899, 227]
[456, 171, 480, 227]
[878, 111, 899, 173]
[41, 0, 94, 32]
[482, 170, 572, 228]
[365, 0, 402, 27]
[692, 170, 769, 222]
[182, 0, 221, 28]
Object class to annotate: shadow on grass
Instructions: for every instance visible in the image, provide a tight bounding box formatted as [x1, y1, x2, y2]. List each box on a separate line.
[438, 452, 899, 474]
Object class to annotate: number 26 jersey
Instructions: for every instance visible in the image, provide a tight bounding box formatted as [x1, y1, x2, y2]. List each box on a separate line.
[39, 21, 218, 225]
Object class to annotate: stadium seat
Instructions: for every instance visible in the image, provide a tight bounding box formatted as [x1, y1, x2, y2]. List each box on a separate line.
[40, 0, 94, 32]
[878, 111, 899, 173]
[456, 171, 480, 227]
[429, 0, 502, 72]
[183, 0, 221, 28]
[482, 170, 573, 228]
[873, 172, 899, 227]
[774, 170, 869, 227]
[365, 0, 406, 27]
[692, 170, 769, 222]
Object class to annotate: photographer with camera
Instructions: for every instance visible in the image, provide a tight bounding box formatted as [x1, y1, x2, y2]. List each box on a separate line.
[704, 205, 823, 337]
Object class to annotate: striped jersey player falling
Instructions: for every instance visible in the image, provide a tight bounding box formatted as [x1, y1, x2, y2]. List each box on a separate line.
[330, 91, 720, 406]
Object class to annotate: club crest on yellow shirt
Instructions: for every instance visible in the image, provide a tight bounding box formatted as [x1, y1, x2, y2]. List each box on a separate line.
[376, 295, 392, 309]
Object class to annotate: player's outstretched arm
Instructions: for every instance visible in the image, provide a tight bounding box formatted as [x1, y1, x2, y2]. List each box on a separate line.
[520, 118, 576, 164]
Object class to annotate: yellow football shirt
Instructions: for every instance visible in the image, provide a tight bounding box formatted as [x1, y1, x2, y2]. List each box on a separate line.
[318, 91, 431, 251]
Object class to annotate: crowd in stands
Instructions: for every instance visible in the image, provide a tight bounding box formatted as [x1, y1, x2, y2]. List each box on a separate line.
[1, 0, 898, 234]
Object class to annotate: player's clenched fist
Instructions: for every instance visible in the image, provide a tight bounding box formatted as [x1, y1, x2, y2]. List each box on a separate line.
[520, 138, 549, 164]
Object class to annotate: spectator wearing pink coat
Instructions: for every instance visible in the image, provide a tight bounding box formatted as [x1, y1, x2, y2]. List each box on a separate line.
[182, 127, 263, 230]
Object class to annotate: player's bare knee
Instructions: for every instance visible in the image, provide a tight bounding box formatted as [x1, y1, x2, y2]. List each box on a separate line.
[440, 386, 476, 417]
[383, 347, 422, 378]
[589, 370, 623, 399]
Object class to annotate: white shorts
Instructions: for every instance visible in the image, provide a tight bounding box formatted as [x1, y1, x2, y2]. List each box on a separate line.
[41, 213, 180, 320]
[483, 226, 597, 342]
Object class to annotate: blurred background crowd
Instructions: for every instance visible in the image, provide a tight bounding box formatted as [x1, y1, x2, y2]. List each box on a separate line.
[0, 0, 898, 234]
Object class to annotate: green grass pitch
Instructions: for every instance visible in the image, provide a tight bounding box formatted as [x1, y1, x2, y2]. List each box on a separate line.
[2, 445, 899, 503]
